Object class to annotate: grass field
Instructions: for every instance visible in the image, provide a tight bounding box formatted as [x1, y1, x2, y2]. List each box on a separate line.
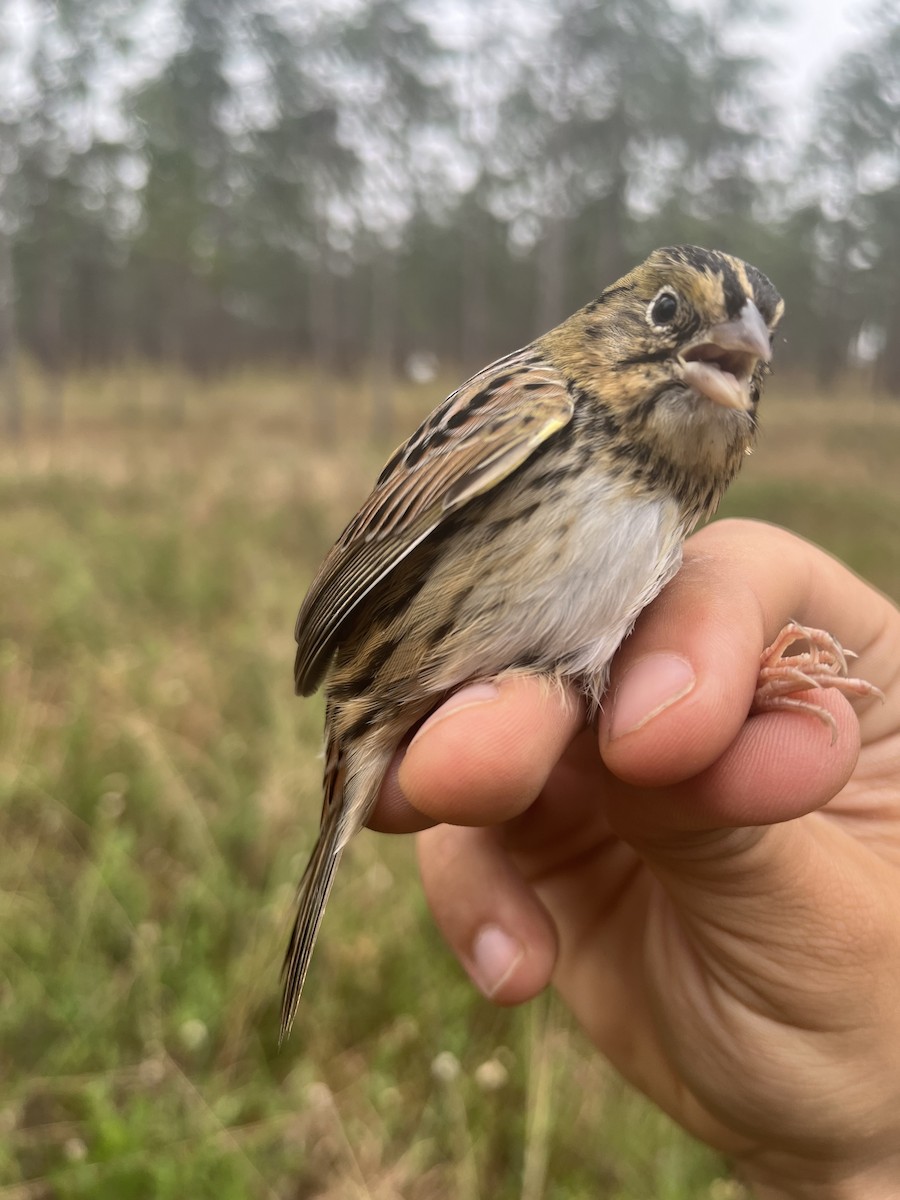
[1, 367, 899, 1199]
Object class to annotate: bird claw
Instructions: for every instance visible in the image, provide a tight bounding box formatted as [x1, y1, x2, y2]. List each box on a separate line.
[751, 620, 884, 741]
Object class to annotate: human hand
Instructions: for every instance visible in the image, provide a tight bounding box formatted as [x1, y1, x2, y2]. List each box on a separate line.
[373, 519, 900, 1199]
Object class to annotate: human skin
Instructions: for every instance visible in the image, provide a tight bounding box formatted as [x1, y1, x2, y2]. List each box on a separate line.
[371, 519, 900, 1199]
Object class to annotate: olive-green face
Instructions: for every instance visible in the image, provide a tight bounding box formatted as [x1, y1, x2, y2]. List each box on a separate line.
[589, 245, 784, 418]
[605, 245, 783, 352]
[629, 244, 783, 341]
[539, 243, 783, 426]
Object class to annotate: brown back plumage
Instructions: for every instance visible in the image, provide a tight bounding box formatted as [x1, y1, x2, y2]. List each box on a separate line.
[294, 348, 573, 695]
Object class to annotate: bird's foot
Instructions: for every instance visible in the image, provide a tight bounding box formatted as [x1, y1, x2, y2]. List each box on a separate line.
[752, 621, 884, 739]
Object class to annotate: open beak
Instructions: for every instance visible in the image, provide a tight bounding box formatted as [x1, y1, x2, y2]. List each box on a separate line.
[679, 299, 771, 412]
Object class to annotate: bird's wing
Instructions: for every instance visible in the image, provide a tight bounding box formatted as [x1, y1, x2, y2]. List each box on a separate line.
[294, 349, 574, 694]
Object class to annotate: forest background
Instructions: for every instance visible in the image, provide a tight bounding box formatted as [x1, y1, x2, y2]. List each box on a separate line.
[3, 0, 900, 430]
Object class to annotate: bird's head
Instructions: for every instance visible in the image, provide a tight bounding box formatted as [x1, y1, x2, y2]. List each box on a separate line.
[541, 244, 784, 449]
[537, 245, 784, 519]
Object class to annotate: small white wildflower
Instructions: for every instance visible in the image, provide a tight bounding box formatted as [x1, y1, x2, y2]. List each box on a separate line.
[474, 1058, 508, 1091]
[307, 1081, 333, 1111]
[431, 1051, 461, 1084]
[178, 1018, 208, 1051]
[137, 1057, 166, 1087]
[98, 791, 125, 820]
[64, 1137, 88, 1162]
[405, 350, 439, 384]
[709, 1181, 747, 1200]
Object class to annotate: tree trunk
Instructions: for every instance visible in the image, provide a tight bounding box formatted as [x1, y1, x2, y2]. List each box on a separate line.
[38, 257, 65, 431]
[875, 224, 900, 398]
[370, 250, 396, 442]
[535, 214, 568, 335]
[876, 298, 900, 397]
[310, 247, 338, 445]
[461, 200, 489, 371]
[597, 177, 631, 284]
[160, 312, 187, 425]
[0, 231, 22, 438]
[816, 223, 852, 393]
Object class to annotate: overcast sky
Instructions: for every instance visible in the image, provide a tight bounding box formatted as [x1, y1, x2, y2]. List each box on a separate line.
[749, 0, 859, 93]
[673, 0, 865, 149]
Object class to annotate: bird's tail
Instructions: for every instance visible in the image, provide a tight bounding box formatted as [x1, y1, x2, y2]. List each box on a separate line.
[279, 738, 346, 1043]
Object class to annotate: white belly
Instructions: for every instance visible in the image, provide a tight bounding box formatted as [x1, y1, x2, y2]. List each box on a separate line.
[422, 474, 686, 706]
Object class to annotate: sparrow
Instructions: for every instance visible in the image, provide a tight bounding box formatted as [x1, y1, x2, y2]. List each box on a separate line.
[281, 244, 880, 1041]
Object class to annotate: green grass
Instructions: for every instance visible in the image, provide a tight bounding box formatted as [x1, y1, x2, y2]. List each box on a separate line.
[1, 367, 897, 1198]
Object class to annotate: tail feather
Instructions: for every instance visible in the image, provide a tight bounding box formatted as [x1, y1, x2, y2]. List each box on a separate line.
[280, 723, 394, 1042]
[279, 739, 346, 1043]
[279, 808, 343, 1043]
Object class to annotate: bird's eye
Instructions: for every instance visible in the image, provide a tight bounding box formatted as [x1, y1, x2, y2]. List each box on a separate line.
[648, 291, 679, 326]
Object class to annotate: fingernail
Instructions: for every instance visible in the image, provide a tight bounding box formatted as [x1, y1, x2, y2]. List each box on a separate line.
[469, 925, 524, 998]
[609, 653, 695, 739]
[408, 682, 500, 750]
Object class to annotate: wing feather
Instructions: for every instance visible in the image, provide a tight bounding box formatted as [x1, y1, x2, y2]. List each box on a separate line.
[294, 349, 573, 694]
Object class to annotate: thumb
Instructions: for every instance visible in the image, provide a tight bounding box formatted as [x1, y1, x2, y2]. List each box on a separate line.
[597, 520, 864, 840]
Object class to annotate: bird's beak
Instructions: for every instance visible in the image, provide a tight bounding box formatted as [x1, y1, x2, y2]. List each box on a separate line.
[679, 299, 771, 412]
